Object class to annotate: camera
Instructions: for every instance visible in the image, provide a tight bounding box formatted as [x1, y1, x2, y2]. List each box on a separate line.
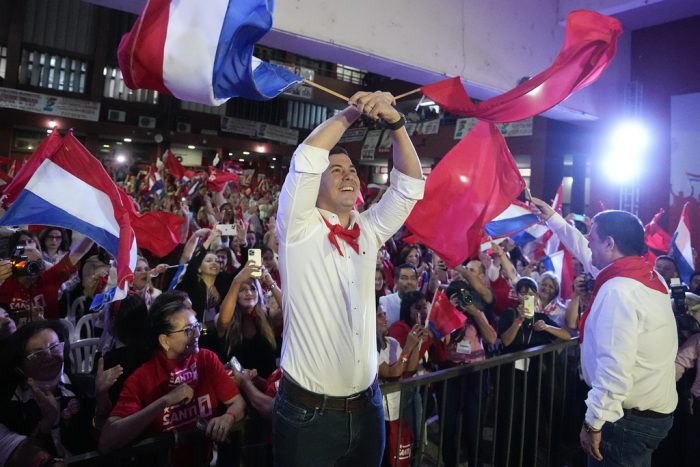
[453, 288, 473, 310]
[583, 273, 595, 294]
[10, 246, 43, 277]
[670, 277, 687, 315]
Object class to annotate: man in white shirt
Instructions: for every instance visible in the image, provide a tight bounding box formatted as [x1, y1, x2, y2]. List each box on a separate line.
[379, 263, 418, 326]
[531, 199, 677, 466]
[274, 91, 424, 467]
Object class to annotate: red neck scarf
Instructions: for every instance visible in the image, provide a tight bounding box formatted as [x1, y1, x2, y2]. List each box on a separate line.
[579, 256, 666, 343]
[321, 215, 360, 256]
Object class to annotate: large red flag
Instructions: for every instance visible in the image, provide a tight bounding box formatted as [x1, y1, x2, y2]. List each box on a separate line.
[163, 150, 186, 181]
[118, 188, 185, 258]
[406, 121, 525, 267]
[421, 11, 622, 122]
[407, 10, 621, 267]
[428, 289, 467, 339]
[644, 208, 672, 253]
[207, 167, 240, 193]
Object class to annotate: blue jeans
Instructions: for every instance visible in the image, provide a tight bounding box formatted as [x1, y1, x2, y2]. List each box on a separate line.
[272, 384, 385, 467]
[588, 410, 673, 467]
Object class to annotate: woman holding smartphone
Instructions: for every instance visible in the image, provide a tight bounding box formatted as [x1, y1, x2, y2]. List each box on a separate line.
[498, 277, 571, 352]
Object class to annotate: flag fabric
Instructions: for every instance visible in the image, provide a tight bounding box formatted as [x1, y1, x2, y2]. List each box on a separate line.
[405, 121, 526, 267]
[146, 166, 164, 197]
[207, 167, 239, 193]
[672, 202, 695, 284]
[163, 150, 186, 181]
[428, 289, 467, 339]
[484, 201, 540, 239]
[0, 131, 137, 306]
[688, 172, 700, 184]
[168, 264, 187, 290]
[406, 10, 620, 267]
[644, 208, 672, 253]
[118, 188, 185, 258]
[117, 0, 304, 106]
[420, 10, 622, 121]
[1, 130, 63, 206]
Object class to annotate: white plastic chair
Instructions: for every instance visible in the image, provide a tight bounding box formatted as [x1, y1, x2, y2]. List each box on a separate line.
[75, 312, 100, 340]
[66, 296, 87, 325]
[69, 338, 99, 374]
[58, 318, 76, 343]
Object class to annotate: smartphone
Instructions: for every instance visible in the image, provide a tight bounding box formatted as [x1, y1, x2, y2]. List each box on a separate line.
[523, 295, 535, 319]
[227, 356, 243, 372]
[216, 224, 237, 236]
[523, 187, 533, 204]
[572, 213, 585, 222]
[248, 248, 262, 278]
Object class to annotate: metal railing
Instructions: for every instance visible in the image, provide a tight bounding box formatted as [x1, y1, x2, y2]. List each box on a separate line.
[66, 338, 581, 467]
[382, 338, 580, 467]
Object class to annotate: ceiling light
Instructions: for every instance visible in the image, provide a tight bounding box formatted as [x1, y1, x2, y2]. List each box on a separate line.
[188, 145, 195, 149]
[48, 120, 57, 129]
[228, 152, 233, 156]
[272, 157, 276, 161]
[238, 158, 244, 162]
[242, 151, 250, 155]
[116, 141, 123, 145]
[102, 144, 110, 148]
[115, 154, 127, 164]
[123, 137, 132, 142]
[27, 145, 33, 150]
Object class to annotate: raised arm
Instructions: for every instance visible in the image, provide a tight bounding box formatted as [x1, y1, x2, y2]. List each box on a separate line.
[217, 262, 258, 334]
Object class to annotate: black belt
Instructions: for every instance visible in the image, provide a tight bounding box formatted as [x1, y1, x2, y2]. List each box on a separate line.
[626, 408, 671, 419]
[279, 374, 378, 412]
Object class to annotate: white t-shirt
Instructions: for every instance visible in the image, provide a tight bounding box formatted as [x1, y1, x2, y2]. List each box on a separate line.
[378, 336, 402, 421]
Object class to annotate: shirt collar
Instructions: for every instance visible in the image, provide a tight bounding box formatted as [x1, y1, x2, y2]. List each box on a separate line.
[317, 208, 359, 228]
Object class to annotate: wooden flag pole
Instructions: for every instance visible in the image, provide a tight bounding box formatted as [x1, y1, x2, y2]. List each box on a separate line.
[303, 79, 349, 102]
[394, 87, 422, 101]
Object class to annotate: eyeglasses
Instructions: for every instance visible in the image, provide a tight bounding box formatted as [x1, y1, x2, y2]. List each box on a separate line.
[167, 322, 202, 338]
[25, 341, 64, 362]
[46, 235, 62, 240]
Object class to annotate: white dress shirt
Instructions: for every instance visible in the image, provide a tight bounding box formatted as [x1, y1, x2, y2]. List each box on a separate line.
[545, 212, 677, 428]
[581, 274, 678, 429]
[378, 292, 401, 327]
[277, 144, 424, 396]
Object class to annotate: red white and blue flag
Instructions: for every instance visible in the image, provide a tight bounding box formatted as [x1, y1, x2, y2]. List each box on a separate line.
[672, 202, 695, 284]
[118, 0, 304, 106]
[0, 131, 137, 307]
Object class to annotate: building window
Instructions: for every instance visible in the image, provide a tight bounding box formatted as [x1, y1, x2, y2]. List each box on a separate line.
[0, 46, 7, 79]
[103, 66, 159, 104]
[18, 49, 88, 93]
[336, 65, 366, 85]
[180, 100, 226, 116]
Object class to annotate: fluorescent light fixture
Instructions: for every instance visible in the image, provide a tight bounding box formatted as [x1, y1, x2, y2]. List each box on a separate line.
[188, 145, 195, 149]
[123, 138, 132, 142]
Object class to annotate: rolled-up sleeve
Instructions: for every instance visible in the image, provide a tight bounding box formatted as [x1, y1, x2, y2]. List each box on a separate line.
[363, 168, 425, 245]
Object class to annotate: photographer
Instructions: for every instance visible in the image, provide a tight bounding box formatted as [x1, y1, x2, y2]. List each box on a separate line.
[0, 235, 94, 327]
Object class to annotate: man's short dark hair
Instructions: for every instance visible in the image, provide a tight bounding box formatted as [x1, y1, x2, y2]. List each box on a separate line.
[394, 263, 417, 280]
[329, 145, 349, 157]
[592, 210, 647, 257]
[655, 255, 678, 270]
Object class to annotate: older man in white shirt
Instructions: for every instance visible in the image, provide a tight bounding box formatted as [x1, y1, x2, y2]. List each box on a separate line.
[274, 91, 424, 467]
[531, 199, 677, 467]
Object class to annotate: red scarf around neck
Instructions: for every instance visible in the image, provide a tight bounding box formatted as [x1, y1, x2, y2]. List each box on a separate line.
[579, 256, 667, 343]
[321, 215, 360, 256]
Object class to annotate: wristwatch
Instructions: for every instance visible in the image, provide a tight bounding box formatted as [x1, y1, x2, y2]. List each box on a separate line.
[583, 422, 601, 433]
[384, 113, 406, 131]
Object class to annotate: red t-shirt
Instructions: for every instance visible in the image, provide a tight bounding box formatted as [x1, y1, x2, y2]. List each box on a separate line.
[0, 255, 78, 326]
[111, 349, 239, 435]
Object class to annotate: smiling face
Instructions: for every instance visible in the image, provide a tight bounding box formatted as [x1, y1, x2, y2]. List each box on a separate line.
[587, 223, 611, 270]
[538, 277, 557, 304]
[316, 153, 359, 215]
[405, 248, 421, 267]
[199, 253, 221, 276]
[162, 310, 200, 358]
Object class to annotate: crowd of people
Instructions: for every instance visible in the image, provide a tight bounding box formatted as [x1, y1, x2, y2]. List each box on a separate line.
[0, 90, 699, 467]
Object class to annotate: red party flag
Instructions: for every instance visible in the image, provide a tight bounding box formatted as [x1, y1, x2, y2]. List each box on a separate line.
[428, 289, 467, 339]
[644, 208, 672, 253]
[207, 167, 240, 193]
[163, 149, 186, 181]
